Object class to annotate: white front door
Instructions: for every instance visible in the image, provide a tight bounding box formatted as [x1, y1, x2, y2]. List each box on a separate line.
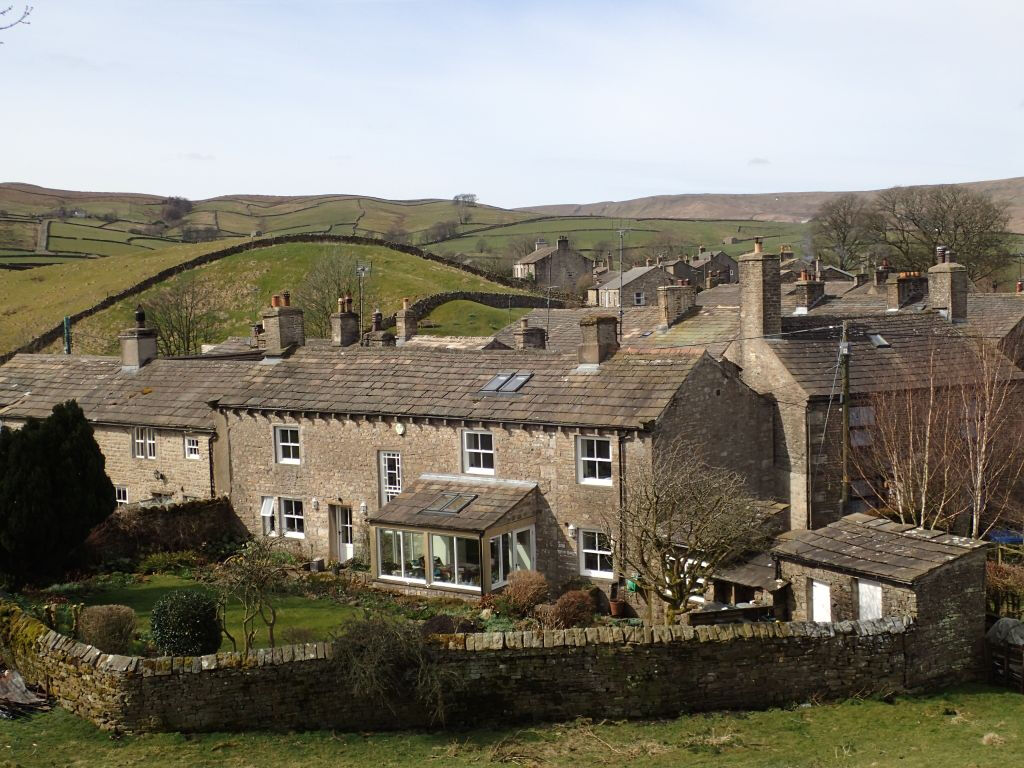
[857, 579, 883, 620]
[811, 579, 832, 622]
[331, 505, 354, 563]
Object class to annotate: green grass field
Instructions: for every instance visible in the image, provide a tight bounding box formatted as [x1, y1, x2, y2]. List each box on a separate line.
[76, 574, 361, 651]
[60, 242, 530, 355]
[2, 685, 1020, 767]
[419, 300, 531, 337]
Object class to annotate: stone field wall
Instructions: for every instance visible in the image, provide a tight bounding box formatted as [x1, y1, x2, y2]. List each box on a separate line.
[2, 601, 968, 735]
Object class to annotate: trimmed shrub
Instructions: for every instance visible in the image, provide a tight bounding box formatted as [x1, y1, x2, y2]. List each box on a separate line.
[150, 589, 221, 656]
[77, 604, 136, 654]
[419, 614, 479, 637]
[553, 590, 595, 628]
[504, 570, 549, 616]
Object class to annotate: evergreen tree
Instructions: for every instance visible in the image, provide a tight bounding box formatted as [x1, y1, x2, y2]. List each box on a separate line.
[0, 401, 115, 587]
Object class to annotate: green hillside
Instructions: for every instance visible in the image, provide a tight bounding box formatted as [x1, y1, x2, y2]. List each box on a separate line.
[419, 300, 531, 337]
[59, 242, 529, 355]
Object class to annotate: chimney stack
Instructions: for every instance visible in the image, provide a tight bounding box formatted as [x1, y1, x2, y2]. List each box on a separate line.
[699, 245, 706, 254]
[534, 238, 548, 252]
[395, 296, 418, 345]
[330, 294, 359, 347]
[886, 272, 928, 310]
[739, 238, 781, 339]
[363, 308, 396, 347]
[928, 259, 968, 323]
[578, 316, 619, 365]
[557, 235, 569, 251]
[119, 305, 158, 370]
[645, 257, 652, 267]
[513, 318, 547, 350]
[261, 291, 305, 351]
[795, 271, 826, 310]
[657, 283, 697, 328]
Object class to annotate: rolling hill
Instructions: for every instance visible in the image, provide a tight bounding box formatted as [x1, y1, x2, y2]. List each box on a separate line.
[522, 176, 1024, 232]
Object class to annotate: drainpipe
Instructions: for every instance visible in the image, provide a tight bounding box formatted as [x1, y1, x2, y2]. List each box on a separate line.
[207, 433, 216, 498]
[617, 430, 628, 596]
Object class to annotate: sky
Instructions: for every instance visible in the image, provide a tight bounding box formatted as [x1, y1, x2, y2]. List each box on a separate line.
[1, 0, 1022, 208]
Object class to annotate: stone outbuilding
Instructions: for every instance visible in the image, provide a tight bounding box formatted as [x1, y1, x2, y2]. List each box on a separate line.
[512, 236, 593, 293]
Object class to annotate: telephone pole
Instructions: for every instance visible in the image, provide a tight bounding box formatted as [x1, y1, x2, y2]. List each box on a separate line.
[840, 320, 851, 512]
[616, 228, 626, 340]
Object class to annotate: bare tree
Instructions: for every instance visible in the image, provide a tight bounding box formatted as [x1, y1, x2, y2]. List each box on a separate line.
[421, 219, 459, 243]
[0, 4, 31, 40]
[853, 338, 1024, 537]
[603, 441, 773, 625]
[144, 279, 218, 356]
[873, 185, 1010, 280]
[453, 193, 477, 225]
[812, 193, 879, 271]
[211, 537, 293, 654]
[292, 247, 359, 337]
[642, 231, 680, 263]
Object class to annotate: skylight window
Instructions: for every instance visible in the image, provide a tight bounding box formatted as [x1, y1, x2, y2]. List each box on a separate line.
[480, 371, 533, 394]
[498, 372, 533, 392]
[481, 372, 515, 392]
[423, 492, 477, 515]
[868, 334, 890, 348]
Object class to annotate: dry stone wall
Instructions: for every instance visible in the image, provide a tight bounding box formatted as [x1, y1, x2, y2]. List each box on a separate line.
[1, 600, 952, 735]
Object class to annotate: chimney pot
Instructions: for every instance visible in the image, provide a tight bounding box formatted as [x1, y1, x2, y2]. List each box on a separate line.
[337, 297, 344, 314]
[402, 297, 410, 310]
[371, 309, 382, 332]
[282, 291, 290, 307]
[1017, 280, 1023, 294]
[753, 237, 763, 254]
[271, 294, 282, 308]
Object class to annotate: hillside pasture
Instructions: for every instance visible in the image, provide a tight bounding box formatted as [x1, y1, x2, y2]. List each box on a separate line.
[0, 217, 37, 250]
[419, 299, 531, 337]
[61, 241, 530, 355]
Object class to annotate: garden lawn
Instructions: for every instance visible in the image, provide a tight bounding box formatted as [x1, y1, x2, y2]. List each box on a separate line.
[1, 685, 1022, 767]
[80, 575, 362, 651]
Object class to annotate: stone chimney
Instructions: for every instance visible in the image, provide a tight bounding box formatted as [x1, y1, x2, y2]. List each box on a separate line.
[794, 272, 826, 310]
[262, 292, 305, 351]
[534, 238, 548, 251]
[739, 237, 781, 339]
[698, 245, 706, 255]
[657, 282, 697, 327]
[928, 260, 968, 323]
[119, 305, 158, 370]
[873, 259, 891, 288]
[513, 318, 546, 350]
[645, 257, 652, 267]
[886, 272, 928, 310]
[363, 308, 396, 347]
[395, 297, 418, 345]
[578, 316, 619, 365]
[854, 273, 869, 287]
[330, 295, 359, 347]
[557, 235, 569, 252]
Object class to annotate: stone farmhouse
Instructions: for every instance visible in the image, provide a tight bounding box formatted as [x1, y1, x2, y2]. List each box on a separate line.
[587, 264, 676, 308]
[511, 236, 592, 292]
[213, 308, 774, 596]
[0, 310, 256, 506]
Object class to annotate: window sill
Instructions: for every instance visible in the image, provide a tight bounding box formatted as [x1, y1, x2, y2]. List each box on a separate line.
[580, 569, 615, 580]
[378, 575, 427, 585]
[283, 531, 305, 539]
[464, 467, 495, 476]
[185, 455, 201, 461]
[579, 478, 613, 487]
[277, 459, 301, 466]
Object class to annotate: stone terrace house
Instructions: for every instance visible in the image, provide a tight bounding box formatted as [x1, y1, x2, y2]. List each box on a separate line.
[214, 315, 774, 596]
[0, 311, 257, 506]
[587, 265, 675, 308]
[512, 236, 593, 293]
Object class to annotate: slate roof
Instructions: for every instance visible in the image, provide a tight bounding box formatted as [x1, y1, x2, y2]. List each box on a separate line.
[0, 355, 121, 420]
[516, 245, 558, 265]
[218, 344, 706, 429]
[773, 513, 985, 585]
[596, 266, 668, 291]
[771, 313, 1009, 397]
[0, 354, 254, 429]
[402, 335, 495, 350]
[368, 474, 537, 533]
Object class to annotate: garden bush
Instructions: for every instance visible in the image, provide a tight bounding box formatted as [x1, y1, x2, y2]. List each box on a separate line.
[420, 614, 480, 637]
[150, 589, 221, 656]
[553, 590, 595, 628]
[503, 570, 549, 616]
[77, 604, 136, 654]
[138, 550, 200, 575]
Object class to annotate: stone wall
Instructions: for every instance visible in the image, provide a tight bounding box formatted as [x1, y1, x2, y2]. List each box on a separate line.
[2, 599, 932, 734]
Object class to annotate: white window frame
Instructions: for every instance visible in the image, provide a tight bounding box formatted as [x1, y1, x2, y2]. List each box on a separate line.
[633, 290, 645, 306]
[377, 528, 427, 584]
[489, 524, 535, 588]
[462, 430, 495, 476]
[857, 578, 883, 620]
[579, 528, 614, 579]
[260, 495, 276, 536]
[184, 436, 201, 460]
[576, 436, 613, 486]
[380, 450, 402, 503]
[274, 426, 301, 465]
[428, 532, 483, 592]
[132, 426, 156, 459]
[280, 497, 305, 538]
[115, 485, 129, 506]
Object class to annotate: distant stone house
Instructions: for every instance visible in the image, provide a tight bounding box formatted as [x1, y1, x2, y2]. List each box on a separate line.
[214, 306, 774, 596]
[588, 265, 675, 308]
[0, 311, 256, 506]
[512, 236, 592, 293]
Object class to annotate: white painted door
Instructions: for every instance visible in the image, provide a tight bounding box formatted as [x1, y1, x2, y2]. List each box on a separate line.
[811, 580, 832, 622]
[857, 579, 883, 620]
[332, 505, 354, 563]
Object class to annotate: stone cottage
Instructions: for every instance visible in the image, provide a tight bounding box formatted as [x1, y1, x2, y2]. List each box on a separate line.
[214, 310, 774, 596]
[588, 264, 676, 308]
[0, 310, 257, 505]
[512, 236, 593, 293]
